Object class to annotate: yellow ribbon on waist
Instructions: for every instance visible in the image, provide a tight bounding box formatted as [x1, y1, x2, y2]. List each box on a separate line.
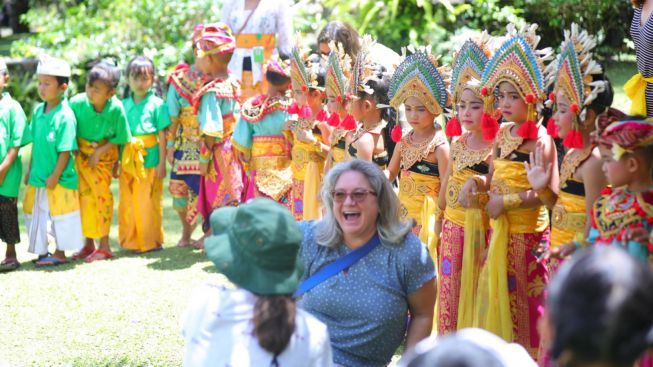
[474, 215, 513, 342]
[624, 73, 653, 116]
[122, 135, 158, 179]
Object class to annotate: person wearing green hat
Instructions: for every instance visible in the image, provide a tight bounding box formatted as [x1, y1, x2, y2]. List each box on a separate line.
[297, 159, 437, 367]
[181, 198, 332, 367]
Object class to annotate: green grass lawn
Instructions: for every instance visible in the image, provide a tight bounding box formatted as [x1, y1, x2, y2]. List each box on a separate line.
[0, 60, 637, 367]
[1, 155, 226, 366]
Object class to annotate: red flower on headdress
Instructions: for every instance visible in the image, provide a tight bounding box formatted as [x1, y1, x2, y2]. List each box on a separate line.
[562, 128, 584, 148]
[341, 114, 357, 131]
[546, 117, 559, 138]
[480, 87, 489, 97]
[286, 102, 300, 114]
[299, 104, 312, 118]
[548, 92, 556, 102]
[525, 94, 536, 104]
[570, 104, 580, 114]
[517, 120, 538, 139]
[327, 112, 341, 127]
[481, 113, 499, 141]
[316, 109, 328, 122]
[445, 117, 462, 137]
[391, 124, 403, 143]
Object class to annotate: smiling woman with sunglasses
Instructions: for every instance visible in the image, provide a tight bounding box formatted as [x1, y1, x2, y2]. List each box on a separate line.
[296, 159, 437, 367]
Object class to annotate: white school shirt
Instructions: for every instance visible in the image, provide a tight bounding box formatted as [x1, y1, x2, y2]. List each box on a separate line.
[181, 283, 333, 367]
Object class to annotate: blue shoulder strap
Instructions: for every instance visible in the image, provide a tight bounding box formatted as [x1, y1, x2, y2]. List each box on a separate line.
[293, 234, 381, 298]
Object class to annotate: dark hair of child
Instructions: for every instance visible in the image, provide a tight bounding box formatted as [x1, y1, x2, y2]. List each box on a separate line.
[265, 70, 291, 87]
[253, 295, 296, 357]
[547, 246, 653, 367]
[55, 76, 70, 86]
[123, 56, 156, 98]
[632, 0, 645, 7]
[356, 64, 397, 160]
[317, 21, 361, 58]
[88, 61, 121, 89]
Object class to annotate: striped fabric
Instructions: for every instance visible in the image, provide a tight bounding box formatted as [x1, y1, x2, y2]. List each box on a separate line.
[631, 6, 653, 117]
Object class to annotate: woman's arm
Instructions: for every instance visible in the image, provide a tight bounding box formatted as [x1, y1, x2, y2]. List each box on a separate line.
[405, 277, 437, 351]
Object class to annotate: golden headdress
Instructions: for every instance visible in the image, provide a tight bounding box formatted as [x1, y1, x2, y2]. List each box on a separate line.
[447, 34, 493, 139]
[481, 23, 553, 139]
[544, 23, 607, 148]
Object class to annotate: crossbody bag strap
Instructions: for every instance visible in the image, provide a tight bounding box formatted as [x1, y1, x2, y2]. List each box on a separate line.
[293, 234, 381, 298]
[236, 0, 261, 36]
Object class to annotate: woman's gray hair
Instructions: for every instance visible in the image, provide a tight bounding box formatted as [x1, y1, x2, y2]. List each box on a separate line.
[315, 159, 413, 247]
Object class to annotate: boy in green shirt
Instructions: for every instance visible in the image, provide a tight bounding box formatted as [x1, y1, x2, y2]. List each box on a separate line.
[69, 61, 131, 262]
[24, 55, 83, 267]
[0, 59, 29, 272]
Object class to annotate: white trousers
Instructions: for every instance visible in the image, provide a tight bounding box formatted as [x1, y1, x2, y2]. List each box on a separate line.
[25, 188, 83, 255]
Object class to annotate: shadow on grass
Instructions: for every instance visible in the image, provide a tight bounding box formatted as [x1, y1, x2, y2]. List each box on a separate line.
[141, 246, 209, 271]
[9, 257, 86, 273]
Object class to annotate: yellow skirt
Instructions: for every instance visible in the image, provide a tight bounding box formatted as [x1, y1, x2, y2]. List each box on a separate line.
[76, 139, 118, 239]
[118, 167, 164, 252]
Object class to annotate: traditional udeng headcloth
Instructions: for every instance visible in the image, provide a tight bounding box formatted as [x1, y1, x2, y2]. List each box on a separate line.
[544, 23, 606, 148]
[596, 118, 653, 161]
[481, 23, 553, 139]
[288, 35, 320, 118]
[325, 41, 356, 130]
[447, 35, 493, 139]
[264, 55, 291, 78]
[36, 55, 71, 78]
[192, 23, 236, 58]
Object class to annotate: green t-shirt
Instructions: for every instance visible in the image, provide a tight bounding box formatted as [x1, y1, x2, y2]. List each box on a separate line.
[0, 92, 29, 197]
[122, 91, 171, 168]
[28, 99, 78, 190]
[69, 93, 131, 144]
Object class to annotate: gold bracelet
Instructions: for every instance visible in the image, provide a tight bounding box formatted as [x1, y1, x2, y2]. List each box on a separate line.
[469, 192, 489, 208]
[536, 187, 555, 202]
[434, 205, 443, 220]
[503, 193, 522, 210]
[472, 175, 485, 192]
[312, 139, 323, 152]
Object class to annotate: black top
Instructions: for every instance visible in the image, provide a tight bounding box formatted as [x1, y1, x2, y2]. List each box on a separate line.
[562, 179, 585, 197]
[407, 160, 439, 176]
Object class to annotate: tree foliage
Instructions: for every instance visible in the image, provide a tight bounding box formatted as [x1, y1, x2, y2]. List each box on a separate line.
[10, 0, 634, 114]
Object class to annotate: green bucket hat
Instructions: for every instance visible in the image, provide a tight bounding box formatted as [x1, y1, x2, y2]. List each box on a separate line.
[204, 198, 304, 295]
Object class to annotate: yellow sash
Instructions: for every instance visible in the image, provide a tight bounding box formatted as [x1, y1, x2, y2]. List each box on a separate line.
[122, 134, 158, 179]
[419, 195, 439, 265]
[23, 184, 80, 216]
[474, 215, 513, 342]
[624, 73, 653, 116]
[457, 205, 486, 329]
[551, 190, 587, 248]
[235, 34, 276, 52]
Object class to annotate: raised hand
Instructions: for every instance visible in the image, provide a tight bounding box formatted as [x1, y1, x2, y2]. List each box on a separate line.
[524, 142, 552, 191]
